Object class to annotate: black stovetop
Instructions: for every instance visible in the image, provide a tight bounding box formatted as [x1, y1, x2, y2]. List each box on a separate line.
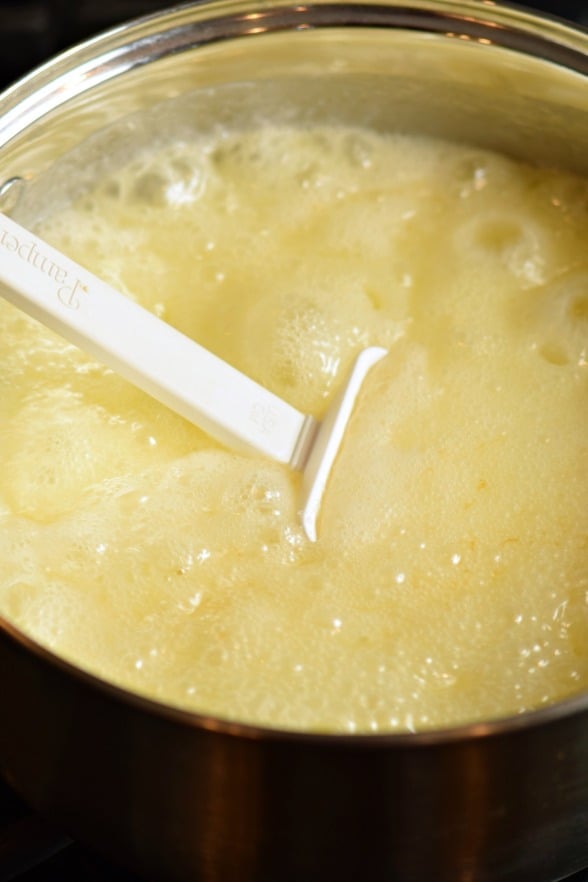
[0, 775, 132, 881]
[0, 0, 587, 91]
[0, 0, 587, 879]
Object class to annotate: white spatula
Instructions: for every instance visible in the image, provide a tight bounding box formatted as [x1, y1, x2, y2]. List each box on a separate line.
[0, 211, 386, 541]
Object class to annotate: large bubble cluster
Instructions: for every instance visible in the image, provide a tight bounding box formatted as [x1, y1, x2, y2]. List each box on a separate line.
[0, 126, 586, 732]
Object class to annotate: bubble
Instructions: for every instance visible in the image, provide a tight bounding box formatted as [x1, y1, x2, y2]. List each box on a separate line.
[1, 392, 161, 519]
[456, 213, 550, 288]
[0, 124, 585, 733]
[529, 270, 588, 367]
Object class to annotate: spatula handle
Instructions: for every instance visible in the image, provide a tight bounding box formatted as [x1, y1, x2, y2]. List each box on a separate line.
[0, 212, 311, 464]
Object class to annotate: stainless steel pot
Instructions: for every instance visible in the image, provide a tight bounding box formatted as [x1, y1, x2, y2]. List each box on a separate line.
[0, 2, 587, 880]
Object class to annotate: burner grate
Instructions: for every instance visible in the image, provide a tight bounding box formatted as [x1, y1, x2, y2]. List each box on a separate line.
[0, 777, 140, 882]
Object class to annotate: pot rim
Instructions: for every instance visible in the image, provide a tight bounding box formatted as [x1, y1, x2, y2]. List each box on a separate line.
[0, 0, 587, 151]
[2, 611, 587, 745]
[0, 0, 587, 748]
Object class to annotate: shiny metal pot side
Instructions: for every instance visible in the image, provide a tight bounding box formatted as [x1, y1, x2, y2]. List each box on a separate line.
[0, 2, 587, 880]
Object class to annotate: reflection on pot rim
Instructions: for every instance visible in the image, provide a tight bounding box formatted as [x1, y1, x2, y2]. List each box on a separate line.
[2, 606, 588, 744]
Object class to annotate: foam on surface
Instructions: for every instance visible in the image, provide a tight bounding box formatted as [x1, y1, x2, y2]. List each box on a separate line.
[0, 126, 586, 732]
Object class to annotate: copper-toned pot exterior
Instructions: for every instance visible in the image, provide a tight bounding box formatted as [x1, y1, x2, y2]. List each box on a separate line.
[2, 620, 588, 882]
[0, 2, 587, 880]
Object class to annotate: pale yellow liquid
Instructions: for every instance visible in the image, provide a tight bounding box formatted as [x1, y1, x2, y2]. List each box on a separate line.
[0, 126, 586, 732]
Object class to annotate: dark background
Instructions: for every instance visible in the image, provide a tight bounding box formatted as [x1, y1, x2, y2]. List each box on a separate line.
[0, 0, 587, 91]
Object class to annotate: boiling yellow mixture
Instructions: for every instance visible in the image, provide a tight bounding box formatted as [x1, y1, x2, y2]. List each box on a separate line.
[0, 126, 586, 732]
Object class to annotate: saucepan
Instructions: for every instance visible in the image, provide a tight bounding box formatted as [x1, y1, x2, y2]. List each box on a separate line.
[0, 2, 587, 880]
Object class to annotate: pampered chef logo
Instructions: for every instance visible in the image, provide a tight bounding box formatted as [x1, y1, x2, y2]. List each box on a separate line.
[0, 224, 87, 308]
